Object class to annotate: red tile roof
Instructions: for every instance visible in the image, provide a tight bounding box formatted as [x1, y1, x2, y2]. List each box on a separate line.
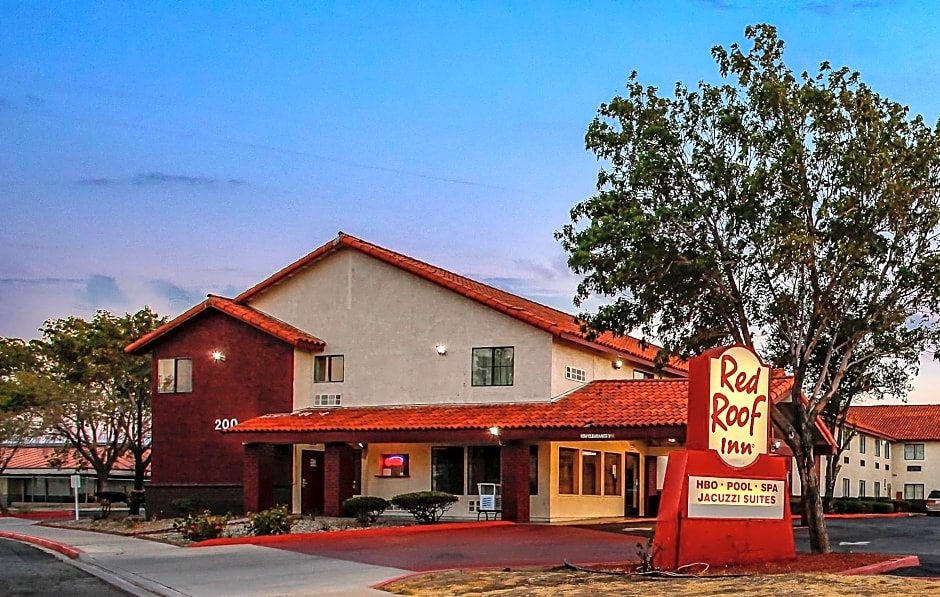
[125, 295, 325, 354]
[234, 233, 687, 373]
[848, 405, 940, 441]
[2, 446, 139, 473]
[229, 377, 796, 434]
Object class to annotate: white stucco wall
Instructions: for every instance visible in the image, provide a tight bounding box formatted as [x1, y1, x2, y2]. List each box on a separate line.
[823, 432, 893, 498]
[891, 440, 940, 499]
[249, 249, 554, 408]
[549, 341, 660, 399]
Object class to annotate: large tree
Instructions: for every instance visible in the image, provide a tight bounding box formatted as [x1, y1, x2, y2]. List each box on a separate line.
[557, 24, 940, 553]
[12, 308, 164, 507]
[0, 338, 43, 513]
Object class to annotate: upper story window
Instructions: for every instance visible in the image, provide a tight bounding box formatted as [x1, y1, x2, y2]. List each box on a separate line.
[565, 366, 586, 382]
[633, 369, 654, 380]
[885, 443, 890, 458]
[858, 435, 866, 454]
[472, 347, 514, 386]
[314, 355, 344, 383]
[157, 358, 192, 394]
[904, 443, 925, 460]
[874, 439, 881, 457]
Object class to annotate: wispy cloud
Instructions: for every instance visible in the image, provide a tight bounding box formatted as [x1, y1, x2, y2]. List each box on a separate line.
[149, 279, 201, 306]
[0, 276, 84, 286]
[76, 172, 250, 187]
[696, 0, 734, 9]
[802, 0, 892, 15]
[0, 95, 45, 112]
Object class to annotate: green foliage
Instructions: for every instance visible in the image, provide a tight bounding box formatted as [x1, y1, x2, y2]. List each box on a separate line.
[790, 499, 803, 515]
[342, 496, 390, 525]
[390, 491, 458, 524]
[247, 505, 292, 536]
[557, 23, 940, 554]
[172, 510, 230, 542]
[891, 499, 910, 513]
[872, 501, 894, 514]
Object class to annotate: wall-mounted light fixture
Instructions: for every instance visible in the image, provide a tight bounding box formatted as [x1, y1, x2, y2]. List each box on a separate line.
[211, 351, 225, 362]
[666, 437, 677, 443]
[435, 344, 447, 355]
[771, 440, 782, 452]
[488, 426, 501, 437]
[612, 359, 624, 369]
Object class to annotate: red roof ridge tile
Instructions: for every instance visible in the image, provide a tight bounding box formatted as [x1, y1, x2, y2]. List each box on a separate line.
[125, 295, 325, 354]
[232, 232, 686, 373]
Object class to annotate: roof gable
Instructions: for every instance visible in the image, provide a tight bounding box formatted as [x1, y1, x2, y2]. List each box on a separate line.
[125, 295, 325, 354]
[234, 233, 687, 373]
[848, 404, 940, 441]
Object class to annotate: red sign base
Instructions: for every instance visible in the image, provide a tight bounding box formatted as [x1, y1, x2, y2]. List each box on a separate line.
[652, 449, 795, 570]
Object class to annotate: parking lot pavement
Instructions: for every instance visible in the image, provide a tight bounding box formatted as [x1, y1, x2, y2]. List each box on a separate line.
[272, 523, 647, 571]
[0, 538, 132, 597]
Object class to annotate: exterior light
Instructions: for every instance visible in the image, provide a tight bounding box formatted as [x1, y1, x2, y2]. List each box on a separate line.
[771, 440, 782, 451]
[211, 351, 225, 362]
[612, 359, 623, 369]
[488, 426, 501, 437]
[666, 437, 677, 443]
[435, 344, 447, 355]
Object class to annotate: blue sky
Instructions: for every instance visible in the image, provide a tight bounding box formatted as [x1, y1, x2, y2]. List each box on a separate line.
[3, 1, 940, 401]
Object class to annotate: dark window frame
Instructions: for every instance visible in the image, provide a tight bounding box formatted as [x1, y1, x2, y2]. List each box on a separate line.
[431, 447, 465, 494]
[157, 358, 192, 394]
[314, 355, 345, 383]
[471, 347, 514, 387]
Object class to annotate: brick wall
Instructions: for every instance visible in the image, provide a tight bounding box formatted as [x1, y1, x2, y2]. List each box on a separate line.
[147, 310, 295, 514]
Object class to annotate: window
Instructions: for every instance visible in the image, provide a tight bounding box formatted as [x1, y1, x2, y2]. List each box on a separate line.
[467, 446, 500, 495]
[158, 358, 192, 393]
[875, 462, 880, 469]
[582, 451, 600, 495]
[875, 439, 881, 457]
[565, 366, 586, 382]
[314, 355, 344, 383]
[352, 449, 362, 495]
[904, 484, 925, 500]
[843, 456, 849, 464]
[885, 464, 889, 471]
[859, 436, 866, 454]
[604, 452, 621, 496]
[431, 447, 464, 494]
[907, 465, 922, 472]
[530, 445, 539, 495]
[904, 443, 925, 460]
[860, 460, 865, 467]
[558, 448, 578, 494]
[313, 394, 341, 406]
[858, 480, 866, 498]
[379, 453, 409, 477]
[472, 347, 514, 386]
[633, 369, 654, 380]
[842, 477, 850, 498]
[885, 443, 890, 458]
[874, 481, 881, 498]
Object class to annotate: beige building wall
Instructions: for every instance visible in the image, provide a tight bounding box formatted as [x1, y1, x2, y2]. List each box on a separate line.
[825, 431, 892, 499]
[249, 249, 554, 409]
[549, 341, 663, 399]
[891, 440, 940, 499]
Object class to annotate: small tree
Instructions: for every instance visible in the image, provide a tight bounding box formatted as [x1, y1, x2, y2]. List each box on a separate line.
[558, 24, 940, 553]
[391, 491, 458, 524]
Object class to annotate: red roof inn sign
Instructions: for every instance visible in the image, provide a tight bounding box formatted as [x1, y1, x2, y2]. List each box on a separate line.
[653, 345, 795, 569]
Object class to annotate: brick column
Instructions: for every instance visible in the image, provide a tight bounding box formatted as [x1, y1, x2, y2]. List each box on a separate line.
[500, 441, 530, 523]
[323, 443, 355, 517]
[243, 443, 274, 514]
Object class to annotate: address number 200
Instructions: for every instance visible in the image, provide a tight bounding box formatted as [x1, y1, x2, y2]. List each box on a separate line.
[214, 418, 239, 431]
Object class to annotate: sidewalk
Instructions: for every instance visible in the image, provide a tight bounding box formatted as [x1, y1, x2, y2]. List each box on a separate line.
[0, 517, 407, 596]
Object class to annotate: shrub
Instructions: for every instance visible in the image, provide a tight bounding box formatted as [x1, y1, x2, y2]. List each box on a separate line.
[391, 491, 458, 524]
[172, 510, 230, 542]
[95, 490, 128, 519]
[872, 501, 894, 514]
[247, 505, 291, 536]
[842, 499, 866, 514]
[790, 500, 803, 515]
[891, 499, 910, 513]
[342, 496, 389, 525]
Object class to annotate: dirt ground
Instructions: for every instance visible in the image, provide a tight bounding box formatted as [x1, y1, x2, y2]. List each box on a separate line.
[381, 568, 940, 596]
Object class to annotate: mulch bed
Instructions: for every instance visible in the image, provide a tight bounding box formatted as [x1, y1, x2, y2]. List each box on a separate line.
[701, 552, 898, 575]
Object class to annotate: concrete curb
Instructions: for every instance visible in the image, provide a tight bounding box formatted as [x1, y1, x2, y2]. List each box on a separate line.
[839, 555, 921, 575]
[0, 529, 82, 558]
[191, 519, 514, 547]
[824, 513, 914, 519]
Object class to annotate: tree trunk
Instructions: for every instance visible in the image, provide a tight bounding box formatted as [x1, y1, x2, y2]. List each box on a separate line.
[796, 449, 831, 553]
[0, 493, 9, 515]
[823, 454, 840, 513]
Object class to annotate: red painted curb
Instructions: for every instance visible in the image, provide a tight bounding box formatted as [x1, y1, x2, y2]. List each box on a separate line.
[0, 511, 74, 520]
[191, 520, 514, 548]
[0, 530, 82, 559]
[839, 555, 920, 575]
[824, 513, 913, 519]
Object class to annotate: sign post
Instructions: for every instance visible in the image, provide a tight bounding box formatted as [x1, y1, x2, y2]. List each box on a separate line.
[652, 345, 795, 569]
[70, 474, 82, 521]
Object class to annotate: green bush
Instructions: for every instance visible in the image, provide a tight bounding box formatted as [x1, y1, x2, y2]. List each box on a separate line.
[842, 499, 866, 514]
[891, 499, 910, 513]
[172, 510, 230, 542]
[247, 505, 291, 536]
[342, 496, 389, 525]
[872, 501, 894, 514]
[391, 491, 458, 524]
[790, 500, 803, 515]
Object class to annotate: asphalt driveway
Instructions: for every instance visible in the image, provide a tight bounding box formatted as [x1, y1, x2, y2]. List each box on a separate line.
[271, 523, 648, 572]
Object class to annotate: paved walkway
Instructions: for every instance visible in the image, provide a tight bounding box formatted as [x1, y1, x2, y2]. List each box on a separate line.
[0, 517, 406, 596]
